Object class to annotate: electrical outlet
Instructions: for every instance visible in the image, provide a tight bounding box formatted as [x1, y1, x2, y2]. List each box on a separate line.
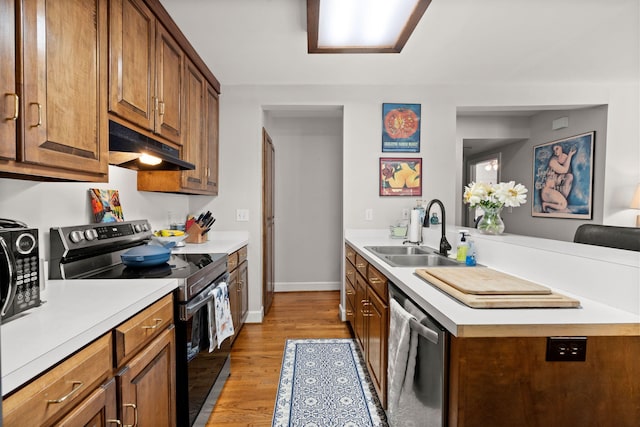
[401, 208, 410, 219]
[365, 208, 373, 221]
[236, 209, 249, 222]
[546, 337, 587, 362]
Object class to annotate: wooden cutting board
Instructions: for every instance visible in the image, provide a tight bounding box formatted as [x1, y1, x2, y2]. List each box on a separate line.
[420, 266, 551, 295]
[415, 268, 581, 309]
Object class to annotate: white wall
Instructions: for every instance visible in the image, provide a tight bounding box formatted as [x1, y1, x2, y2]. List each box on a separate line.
[2, 82, 638, 321]
[264, 114, 343, 291]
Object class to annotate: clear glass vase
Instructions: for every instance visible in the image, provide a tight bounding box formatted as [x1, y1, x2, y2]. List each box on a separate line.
[477, 205, 505, 235]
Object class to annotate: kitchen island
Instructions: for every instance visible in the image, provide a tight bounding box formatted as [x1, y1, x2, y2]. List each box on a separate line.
[345, 229, 640, 427]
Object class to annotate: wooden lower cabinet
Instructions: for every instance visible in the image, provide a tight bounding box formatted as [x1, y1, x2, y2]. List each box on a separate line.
[2, 294, 176, 427]
[53, 378, 118, 427]
[228, 246, 248, 344]
[117, 326, 176, 427]
[345, 244, 388, 408]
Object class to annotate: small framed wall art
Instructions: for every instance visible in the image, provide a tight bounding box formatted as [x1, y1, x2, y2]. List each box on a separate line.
[89, 188, 125, 223]
[532, 131, 595, 219]
[382, 103, 421, 152]
[379, 157, 422, 196]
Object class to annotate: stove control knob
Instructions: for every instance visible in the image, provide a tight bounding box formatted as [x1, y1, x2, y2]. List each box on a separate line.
[69, 230, 84, 243]
[84, 229, 98, 241]
[142, 223, 149, 231]
[134, 224, 142, 233]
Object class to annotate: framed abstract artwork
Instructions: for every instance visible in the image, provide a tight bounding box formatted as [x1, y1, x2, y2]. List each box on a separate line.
[89, 189, 125, 223]
[379, 158, 422, 196]
[532, 131, 595, 219]
[382, 103, 421, 152]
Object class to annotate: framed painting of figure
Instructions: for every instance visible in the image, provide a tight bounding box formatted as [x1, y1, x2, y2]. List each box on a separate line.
[532, 132, 594, 219]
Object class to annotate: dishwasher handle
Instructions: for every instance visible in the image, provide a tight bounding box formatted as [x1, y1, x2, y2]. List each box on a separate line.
[409, 317, 439, 345]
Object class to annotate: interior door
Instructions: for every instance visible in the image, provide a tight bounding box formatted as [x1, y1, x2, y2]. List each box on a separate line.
[262, 128, 275, 315]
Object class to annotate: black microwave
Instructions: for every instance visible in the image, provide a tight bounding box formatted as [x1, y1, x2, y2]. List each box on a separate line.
[0, 227, 41, 322]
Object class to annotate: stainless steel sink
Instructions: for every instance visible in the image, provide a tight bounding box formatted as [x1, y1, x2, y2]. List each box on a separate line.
[364, 245, 463, 267]
[383, 254, 461, 267]
[365, 245, 431, 255]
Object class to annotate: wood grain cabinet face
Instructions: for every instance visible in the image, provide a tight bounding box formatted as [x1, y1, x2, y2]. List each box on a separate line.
[2, 334, 113, 427]
[0, 0, 17, 160]
[117, 326, 177, 427]
[180, 59, 206, 191]
[52, 378, 119, 427]
[109, 0, 183, 145]
[1, 0, 109, 181]
[228, 246, 248, 344]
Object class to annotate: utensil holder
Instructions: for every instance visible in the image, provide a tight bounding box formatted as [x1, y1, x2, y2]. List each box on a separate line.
[185, 223, 208, 244]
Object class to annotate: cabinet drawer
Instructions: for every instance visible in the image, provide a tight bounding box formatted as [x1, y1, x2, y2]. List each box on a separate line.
[114, 293, 174, 367]
[3, 334, 113, 427]
[345, 261, 356, 286]
[345, 274, 356, 310]
[227, 251, 239, 272]
[237, 245, 247, 264]
[367, 264, 388, 301]
[355, 253, 368, 278]
[345, 244, 356, 265]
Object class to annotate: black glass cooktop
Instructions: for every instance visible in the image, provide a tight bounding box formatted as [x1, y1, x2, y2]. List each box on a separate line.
[84, 253, 227, 280]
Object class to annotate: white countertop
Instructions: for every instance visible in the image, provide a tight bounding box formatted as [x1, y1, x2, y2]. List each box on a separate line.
[345, 231, 640, 338]
[1, 231, 249, 396]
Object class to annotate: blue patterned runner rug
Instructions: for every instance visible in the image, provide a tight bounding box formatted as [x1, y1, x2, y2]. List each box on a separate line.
[272, 338, 388, 426]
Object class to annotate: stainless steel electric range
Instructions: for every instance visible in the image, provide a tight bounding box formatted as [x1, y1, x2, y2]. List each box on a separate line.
[49, 219, 231, 426]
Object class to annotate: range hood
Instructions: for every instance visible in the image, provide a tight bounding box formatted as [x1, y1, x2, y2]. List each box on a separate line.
[108, 120, 195, 171]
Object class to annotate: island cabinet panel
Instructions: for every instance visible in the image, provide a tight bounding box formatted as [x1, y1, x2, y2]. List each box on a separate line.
[1, 0, 109, 181]
[448, 335, 640, 427]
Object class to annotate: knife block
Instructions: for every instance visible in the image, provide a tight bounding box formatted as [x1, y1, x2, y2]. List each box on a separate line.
[185, 223, 208, 244]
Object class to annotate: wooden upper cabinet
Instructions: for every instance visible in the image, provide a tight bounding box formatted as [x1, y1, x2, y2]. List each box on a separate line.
[205, 83, 219, 194]
[109, 0, 156, 131]
[181, 59, 205, 191]
[0, 0, 109, 181]
[109, 0, 183, 145]
[155, 23, 183, 145]
[0, 0, 17, 161]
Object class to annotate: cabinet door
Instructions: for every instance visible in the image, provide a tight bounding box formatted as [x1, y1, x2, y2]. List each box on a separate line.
[155, 23, 183, 145]
[53, 378, 119, 427]
[204, 83, 219, 194]
[239, 260, 248, 325]
[228, 268, 240, 338]
[354, 273, 367, 352]
[181, 59, 205, 191]
[108, 0, 155, 131]
[118, 326, 176, 427]
[20, 0, 108, 176]
[0, 0, 16, 160]
[366, 288, 388, 408]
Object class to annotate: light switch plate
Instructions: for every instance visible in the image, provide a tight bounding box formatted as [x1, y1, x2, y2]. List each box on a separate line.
[236, 209, 249, 221]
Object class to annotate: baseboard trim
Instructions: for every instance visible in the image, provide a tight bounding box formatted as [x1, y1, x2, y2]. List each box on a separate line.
[275, 281, 340, 292]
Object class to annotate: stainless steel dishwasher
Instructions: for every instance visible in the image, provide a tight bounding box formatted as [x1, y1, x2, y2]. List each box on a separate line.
[388, 282, 448, 427]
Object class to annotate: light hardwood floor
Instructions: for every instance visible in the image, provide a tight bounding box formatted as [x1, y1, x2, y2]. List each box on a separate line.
[205, 291, 352, 426]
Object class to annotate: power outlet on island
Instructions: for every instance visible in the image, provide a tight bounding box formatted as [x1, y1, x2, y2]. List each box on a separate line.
[545, 337, 587, 362]
[236, 209, 249, 222]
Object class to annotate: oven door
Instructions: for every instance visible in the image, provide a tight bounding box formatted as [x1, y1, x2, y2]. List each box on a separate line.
[176, 275, 232, 426]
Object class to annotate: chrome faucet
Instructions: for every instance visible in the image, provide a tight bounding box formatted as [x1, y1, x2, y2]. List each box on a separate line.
[423, 199, 452, 257]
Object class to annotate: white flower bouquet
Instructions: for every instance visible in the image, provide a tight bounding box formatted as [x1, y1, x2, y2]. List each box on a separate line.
[463, 181, 528, 210]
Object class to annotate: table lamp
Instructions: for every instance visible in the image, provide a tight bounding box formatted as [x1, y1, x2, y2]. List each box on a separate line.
[631, 184, 640, 227]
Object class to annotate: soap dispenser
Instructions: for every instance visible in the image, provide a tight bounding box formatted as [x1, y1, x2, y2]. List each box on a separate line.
[465, 236, 477, 266]
[456, 231, 469, 262]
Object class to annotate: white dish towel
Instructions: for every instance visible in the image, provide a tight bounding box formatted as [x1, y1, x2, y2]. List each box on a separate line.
[387, 298, 416, 424]
[207, 282, 235, 351]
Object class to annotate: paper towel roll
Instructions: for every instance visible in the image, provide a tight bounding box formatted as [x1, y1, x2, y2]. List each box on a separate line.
[407, 209, 421, 243]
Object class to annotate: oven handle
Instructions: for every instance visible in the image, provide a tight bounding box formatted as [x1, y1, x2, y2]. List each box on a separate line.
[182, 282, 220, 320]
[0, 237, 17, 317]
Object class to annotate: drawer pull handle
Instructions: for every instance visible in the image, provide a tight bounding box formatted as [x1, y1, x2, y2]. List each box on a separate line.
[107, 420, 122, 426]
[356, 263, 366, 268]
[6, 93, 18, 120]
[346, 290, 354, 295]
[141, 318, 163, 330]
[123, 403, 138, 427]
[369, 277, 382, 283]
[47, 381, 83, 404]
